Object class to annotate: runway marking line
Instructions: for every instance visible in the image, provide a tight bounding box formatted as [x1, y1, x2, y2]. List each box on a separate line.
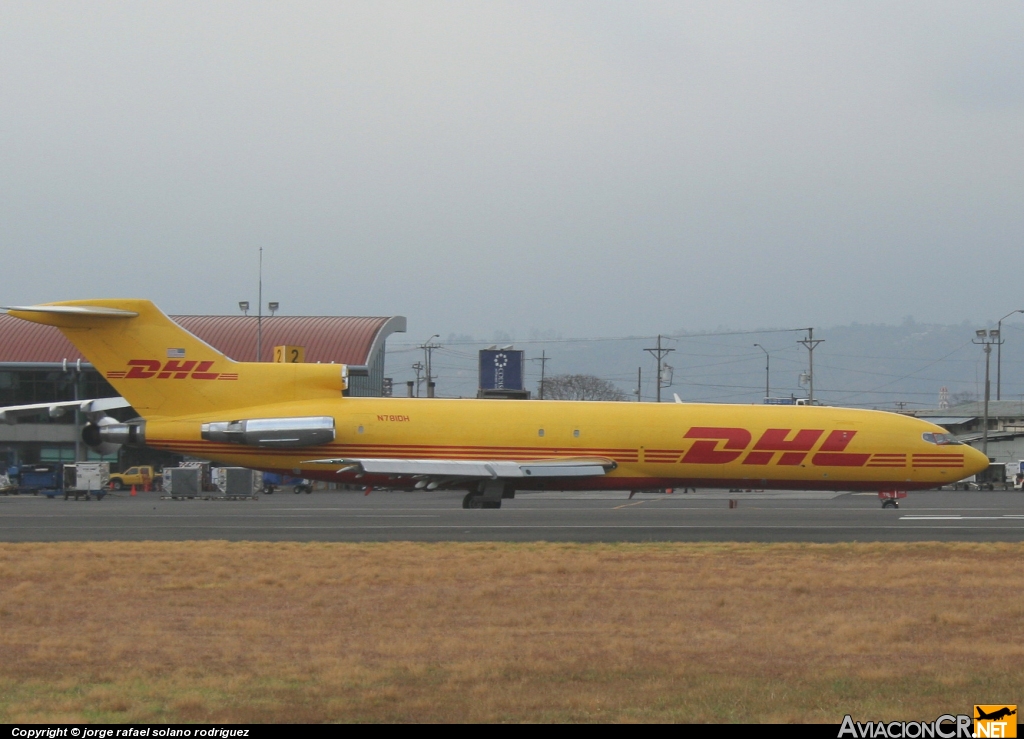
[613, 500, 658, 509]
[5, 523, 1024, 531]
[900, 514, 1024, 521]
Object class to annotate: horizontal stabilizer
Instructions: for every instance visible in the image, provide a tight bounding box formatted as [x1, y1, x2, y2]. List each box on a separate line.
[2, 305, 138, 323]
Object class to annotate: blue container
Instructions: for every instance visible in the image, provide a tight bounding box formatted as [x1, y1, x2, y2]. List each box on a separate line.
[20, 466, 61, 490]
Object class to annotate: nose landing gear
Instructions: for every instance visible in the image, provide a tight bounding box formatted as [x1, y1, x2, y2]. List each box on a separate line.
[878, 490, 906, 509]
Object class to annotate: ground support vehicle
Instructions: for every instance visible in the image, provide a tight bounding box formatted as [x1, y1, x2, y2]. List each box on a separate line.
[108, 465, 161, 491]
[262, 472, 312, 494]
[949, 475, 978, 491]
[967, 463, 1008, 491]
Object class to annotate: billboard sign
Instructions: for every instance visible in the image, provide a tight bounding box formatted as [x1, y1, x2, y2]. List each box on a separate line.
[479, 350, 524, 391]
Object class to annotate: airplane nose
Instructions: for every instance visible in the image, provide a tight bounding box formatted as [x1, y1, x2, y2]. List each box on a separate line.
[965, 445, 991, 476]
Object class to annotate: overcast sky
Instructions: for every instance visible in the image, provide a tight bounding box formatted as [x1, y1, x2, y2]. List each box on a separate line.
[2, 2, 1022, 339]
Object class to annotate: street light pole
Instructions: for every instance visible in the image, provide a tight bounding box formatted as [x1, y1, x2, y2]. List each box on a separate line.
[257, 247, 263, 361]
[412, 362, 424, 397]
[754, 344, 769, 400]
[996, 309, 1024, 400]
[240, 249, 276, 362]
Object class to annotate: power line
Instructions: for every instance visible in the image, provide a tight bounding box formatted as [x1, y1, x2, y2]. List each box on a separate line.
[389, 326, 812, 348]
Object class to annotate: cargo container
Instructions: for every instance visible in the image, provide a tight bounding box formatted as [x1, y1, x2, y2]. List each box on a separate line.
[214, 467, 261, 497]
[62, 462, 110, 500]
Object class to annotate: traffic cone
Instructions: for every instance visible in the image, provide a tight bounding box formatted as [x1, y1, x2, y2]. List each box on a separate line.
[130, 484, 137, 497]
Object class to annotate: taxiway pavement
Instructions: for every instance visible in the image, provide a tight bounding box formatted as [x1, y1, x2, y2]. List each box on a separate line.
[2, 488, 1024, 542]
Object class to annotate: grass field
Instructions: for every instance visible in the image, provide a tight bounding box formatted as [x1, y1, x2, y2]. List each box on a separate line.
[0, 541, 1021, 723]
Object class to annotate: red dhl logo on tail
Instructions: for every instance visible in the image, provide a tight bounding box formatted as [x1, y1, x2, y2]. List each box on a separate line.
[106, 360, 239, 381]
[647, 427, 964, 468]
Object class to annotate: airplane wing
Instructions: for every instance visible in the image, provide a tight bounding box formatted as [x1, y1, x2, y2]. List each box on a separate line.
[304, 456, 616, 487]
[0, 397, 132, 424]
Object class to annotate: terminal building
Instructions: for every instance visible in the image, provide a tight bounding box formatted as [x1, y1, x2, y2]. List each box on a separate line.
[0, 312, 405, 469]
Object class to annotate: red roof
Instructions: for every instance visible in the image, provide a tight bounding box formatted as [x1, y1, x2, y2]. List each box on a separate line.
[0, 313, 405, 364]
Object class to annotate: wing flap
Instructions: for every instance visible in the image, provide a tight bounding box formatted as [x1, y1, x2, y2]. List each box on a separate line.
[304, 456, 615, 479]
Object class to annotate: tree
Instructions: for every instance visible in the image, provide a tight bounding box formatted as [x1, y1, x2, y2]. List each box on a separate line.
[949, 391, 978, 406]
[540, 374, 624, 401]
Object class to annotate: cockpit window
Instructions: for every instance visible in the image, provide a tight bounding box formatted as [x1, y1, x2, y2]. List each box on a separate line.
[922, 432, 962, 445]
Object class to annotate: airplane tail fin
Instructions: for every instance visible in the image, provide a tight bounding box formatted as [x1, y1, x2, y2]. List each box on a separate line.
[4, 299, 348, 418]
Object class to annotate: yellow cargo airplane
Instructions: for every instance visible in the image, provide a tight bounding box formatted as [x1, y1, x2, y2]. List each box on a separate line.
[2, 300, 988, 508]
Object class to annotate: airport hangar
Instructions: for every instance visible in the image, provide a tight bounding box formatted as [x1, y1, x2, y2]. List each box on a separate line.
[0, 311, 406, 470]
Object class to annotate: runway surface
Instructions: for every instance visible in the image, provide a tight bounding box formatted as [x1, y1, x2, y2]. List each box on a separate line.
[3, 488, 1024, 542]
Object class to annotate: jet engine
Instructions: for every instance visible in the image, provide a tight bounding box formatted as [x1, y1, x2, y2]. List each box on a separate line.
[201, 416, 335, 447]
[81, 416, 146, 456]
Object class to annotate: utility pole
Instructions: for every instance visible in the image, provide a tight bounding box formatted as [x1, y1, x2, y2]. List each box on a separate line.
[996, 309, 1023, 400]
[974, 329, 1001, 459]
[798, 328, 824, 405]
[636, 367, 642, 402]
[530, 350, 550, 399]
[644, 335, 675, 403]
[419, 335, 440, 398]
[754, 344, 770, 400]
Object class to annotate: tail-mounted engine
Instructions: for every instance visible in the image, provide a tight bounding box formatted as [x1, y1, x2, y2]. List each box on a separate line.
[201, 416, 335, 447]
[81, 416, 146, 455]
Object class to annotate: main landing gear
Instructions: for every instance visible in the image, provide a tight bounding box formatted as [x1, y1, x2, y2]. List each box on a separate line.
[462, 491, 500, 509]
[462, 481, 514, 509]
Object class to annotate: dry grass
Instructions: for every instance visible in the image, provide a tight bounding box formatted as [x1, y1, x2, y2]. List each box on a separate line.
[0, 541, 1022, 722]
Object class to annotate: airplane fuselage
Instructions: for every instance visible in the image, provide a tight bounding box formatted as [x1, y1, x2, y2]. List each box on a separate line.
[143, 397, 984, 491]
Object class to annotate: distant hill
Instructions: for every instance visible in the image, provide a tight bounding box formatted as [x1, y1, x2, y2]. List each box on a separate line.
[385, 319, 1024, 409]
